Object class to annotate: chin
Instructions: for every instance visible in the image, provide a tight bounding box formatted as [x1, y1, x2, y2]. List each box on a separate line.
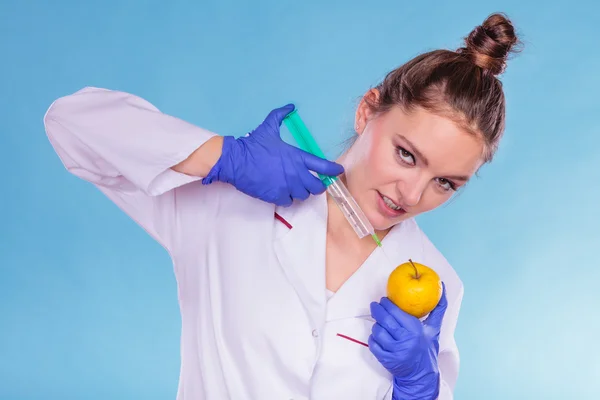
[372, 214, 410, 231]
[363, 209, 401, 231]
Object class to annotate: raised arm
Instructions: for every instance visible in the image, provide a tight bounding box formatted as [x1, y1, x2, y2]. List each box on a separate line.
[44, 86, 220, 252]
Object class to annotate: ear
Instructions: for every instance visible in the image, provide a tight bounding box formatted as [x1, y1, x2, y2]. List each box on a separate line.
[355, 89, 380, 135]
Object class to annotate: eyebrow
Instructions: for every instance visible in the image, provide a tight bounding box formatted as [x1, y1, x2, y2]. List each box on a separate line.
[396, 134, 470, 182]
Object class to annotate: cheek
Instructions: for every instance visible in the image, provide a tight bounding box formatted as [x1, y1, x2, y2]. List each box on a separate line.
[364, 140, 396, 182]
[346, 143, 385, 186]
[418, 187, 454, 212]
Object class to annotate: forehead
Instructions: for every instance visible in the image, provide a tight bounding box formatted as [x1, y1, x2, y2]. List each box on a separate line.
[380, 105, 485, 174]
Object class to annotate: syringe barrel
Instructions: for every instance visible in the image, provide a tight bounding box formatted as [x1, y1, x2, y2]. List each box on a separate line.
[326, 178, 374, 239]
[281, 109, 376, 241]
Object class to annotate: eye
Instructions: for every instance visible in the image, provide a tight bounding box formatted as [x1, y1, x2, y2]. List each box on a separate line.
[436, 178, 457, 192]
[396, 146, 415, 166]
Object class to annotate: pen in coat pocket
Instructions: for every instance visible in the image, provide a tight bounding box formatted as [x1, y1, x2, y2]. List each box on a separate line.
[336, 333, 369, 347]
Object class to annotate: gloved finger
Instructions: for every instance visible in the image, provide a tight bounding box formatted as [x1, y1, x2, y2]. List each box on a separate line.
[368, 333, 394, 362]
[283, 159, 310, 201]
[380, 297, 422, 334]
[298, 170, 327, 195]
[264, 104, 296, 132]
[277, 196, 294, 207]
[371, 322, 400, 352]
[272, 187, 293, 207]
[300, 151, 345, 177]
[424, 282, 448, 333]
[290, 183, 310, 201]
[370, 301, 407, 341]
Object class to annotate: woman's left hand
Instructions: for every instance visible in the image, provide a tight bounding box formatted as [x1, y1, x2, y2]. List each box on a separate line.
[369, 283, 448, 400]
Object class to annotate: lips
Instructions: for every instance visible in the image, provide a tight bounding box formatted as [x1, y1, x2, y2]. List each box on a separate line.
[377, 191, 407, 217]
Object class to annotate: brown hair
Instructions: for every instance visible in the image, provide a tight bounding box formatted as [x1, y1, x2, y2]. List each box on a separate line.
[363, 12, 522, 163]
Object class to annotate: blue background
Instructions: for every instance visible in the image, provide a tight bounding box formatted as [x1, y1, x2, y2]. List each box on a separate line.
[1, 1, 599, 399]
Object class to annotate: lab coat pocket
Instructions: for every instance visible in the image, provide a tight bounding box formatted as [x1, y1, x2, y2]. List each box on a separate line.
[313, 317, 392, 398]
[329, 316, 388, 373]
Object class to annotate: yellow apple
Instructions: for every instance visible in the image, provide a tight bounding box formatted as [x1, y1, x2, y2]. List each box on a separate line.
[386, 259, 442, 318]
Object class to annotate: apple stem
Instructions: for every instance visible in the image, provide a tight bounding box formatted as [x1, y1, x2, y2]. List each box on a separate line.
[409, 259, 420, 279]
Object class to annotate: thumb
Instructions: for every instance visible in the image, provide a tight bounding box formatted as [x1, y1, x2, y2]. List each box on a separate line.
[263, 103, 295, 132]
[424, 282, 448, 334]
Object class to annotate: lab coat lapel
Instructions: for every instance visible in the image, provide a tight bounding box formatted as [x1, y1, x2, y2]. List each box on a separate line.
[325, 219, 426, 321]
[273, 194, 329, 329]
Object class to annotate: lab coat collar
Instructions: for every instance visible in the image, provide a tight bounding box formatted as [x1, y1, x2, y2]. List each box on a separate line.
[273, 194, 426, 324]
[325, 220, 425, 321]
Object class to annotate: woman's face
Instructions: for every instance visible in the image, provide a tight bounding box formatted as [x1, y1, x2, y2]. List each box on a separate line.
[339, 91, 486, 232]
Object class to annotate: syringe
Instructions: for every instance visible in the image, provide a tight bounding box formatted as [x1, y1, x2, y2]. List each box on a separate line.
[282, 109, 382, 247]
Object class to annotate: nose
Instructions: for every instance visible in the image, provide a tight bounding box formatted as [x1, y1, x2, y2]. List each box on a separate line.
[396, 176, 427, 207]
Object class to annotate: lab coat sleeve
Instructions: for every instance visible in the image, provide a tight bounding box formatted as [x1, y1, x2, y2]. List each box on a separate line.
[43, 86, 219, 252]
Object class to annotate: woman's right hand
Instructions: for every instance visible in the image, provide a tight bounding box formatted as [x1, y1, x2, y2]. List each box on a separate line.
[201, 104, 344, 207]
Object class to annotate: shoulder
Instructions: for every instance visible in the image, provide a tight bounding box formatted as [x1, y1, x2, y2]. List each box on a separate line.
[172, 181, 282, 249]
[175, 180, 275, 221]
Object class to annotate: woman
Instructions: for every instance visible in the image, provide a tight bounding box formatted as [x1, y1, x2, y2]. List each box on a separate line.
[44, 12, 520, 400]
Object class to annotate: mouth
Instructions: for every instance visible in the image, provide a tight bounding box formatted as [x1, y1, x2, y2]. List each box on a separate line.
[377, 191, 407, 217]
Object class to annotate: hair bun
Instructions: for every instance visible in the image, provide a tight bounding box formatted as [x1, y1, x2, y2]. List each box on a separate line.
[461, 13, 521, 75]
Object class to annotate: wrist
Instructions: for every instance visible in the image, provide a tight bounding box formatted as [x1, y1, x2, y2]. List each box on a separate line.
[392, 372, 440, 400]
[197, 135, 225, 177]
[173, 135, 225, 177]
[201, 135, 238, 185]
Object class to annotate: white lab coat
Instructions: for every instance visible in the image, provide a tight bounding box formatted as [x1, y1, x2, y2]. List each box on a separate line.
[44, 87, 464, 400]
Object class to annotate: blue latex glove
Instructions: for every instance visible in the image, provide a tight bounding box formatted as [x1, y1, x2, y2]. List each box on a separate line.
[202, 104, 344, 206]
[369, 283, 448, 400]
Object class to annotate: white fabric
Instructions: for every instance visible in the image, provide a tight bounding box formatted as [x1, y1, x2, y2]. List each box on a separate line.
[44, 86, 464, 400]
